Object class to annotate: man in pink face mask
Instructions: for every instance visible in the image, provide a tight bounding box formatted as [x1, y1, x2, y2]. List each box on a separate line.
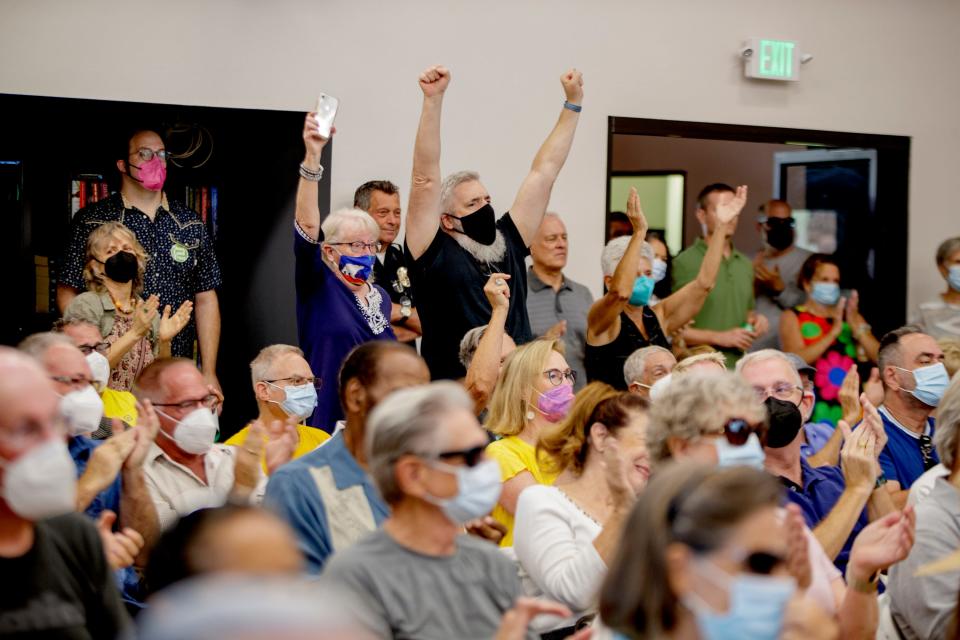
[56, 129, 223, 400]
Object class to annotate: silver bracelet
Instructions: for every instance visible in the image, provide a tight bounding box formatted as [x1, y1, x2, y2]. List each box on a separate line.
[299, 163, 324, 181]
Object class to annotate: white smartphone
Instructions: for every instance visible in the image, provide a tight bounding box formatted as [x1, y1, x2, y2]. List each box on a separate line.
[315, 94, 339, 138]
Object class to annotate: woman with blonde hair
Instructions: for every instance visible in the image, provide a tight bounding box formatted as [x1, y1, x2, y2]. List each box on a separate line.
[513, 382, 650, 636]
[64, 221, 192, 391]
[485, 338, 575, 546]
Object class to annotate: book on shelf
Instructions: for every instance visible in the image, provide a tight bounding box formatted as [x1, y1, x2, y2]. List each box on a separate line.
[185, 184, 219, 241]
[70, 174, 111, 217]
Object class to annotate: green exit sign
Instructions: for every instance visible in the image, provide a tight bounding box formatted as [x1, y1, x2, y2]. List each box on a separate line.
[743, 38, 801, 81]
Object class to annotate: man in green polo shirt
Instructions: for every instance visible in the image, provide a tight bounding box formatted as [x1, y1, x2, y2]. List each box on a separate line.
[672, 183, 769, 368]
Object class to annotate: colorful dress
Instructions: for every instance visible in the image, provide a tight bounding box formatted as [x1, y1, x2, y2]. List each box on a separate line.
[106, 312, 155, 392]
[793, 305, 862, 426]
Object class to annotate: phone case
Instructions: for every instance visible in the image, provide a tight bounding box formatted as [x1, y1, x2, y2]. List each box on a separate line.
[315, 94, 339, 138]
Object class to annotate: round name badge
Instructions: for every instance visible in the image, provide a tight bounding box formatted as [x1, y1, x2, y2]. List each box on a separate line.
[170, 243, 190, 263]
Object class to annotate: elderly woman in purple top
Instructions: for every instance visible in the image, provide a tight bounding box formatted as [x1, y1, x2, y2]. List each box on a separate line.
[294, 113, 395, 430]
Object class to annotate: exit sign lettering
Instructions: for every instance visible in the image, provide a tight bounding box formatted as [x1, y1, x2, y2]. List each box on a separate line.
[743, 38, 801, 81]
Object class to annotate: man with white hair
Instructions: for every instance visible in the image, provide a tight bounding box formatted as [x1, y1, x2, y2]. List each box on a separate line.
[623, 345, 676, 396]
[403, 64, 584, 380]
[0, 347, 130, 636]
[322, 381, 522, 639]
[294, 111, 396, 428]
[224, 344, 330, 468]
[526, 213, 593, 390]
[737, 349, 896, 574]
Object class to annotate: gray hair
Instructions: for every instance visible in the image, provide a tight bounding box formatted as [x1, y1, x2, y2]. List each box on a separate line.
[623, 346, 673, 386]
[365, 381, 474, 505]
[353, 180, 399, 212]
[878, 325, 927, 386]
[440, 170, 481, 213]
[936, 237, 960, 267]
[735, 349, 802, 387]
[934, 376, 960, 471]
[18, 331, 75, 360]
[459, 326, 488, 369]
[250, 344, 305, 387]
[601, 236, 655, 277]
[321, 208, 381, 245]
[648, 371, 766, 464]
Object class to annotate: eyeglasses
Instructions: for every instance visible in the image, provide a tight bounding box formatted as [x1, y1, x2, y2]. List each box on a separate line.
[759, 217, 795, 228]
[544, 368, 576, 386]
[152, 394, 221, 412]
[751, 382, 803, 402]
[920, 434, 937, 471]
[77, 342, 111, 356]
[329, 241, 382, 254]
[49, 374, 97, 390]
[264, 376, 322, 391]
[436, 445, 486, 468]
[131, 147, 169, 162]
[710, 418, 763, 446]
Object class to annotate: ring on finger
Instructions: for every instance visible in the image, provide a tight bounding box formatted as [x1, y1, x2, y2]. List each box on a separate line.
[495, 278, 505, 286]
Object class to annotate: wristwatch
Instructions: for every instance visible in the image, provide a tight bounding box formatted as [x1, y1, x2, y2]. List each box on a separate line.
[400, 297, 412, 319]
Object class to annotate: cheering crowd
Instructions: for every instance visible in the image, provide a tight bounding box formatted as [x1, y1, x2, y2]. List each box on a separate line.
[3, 63, 960, 640]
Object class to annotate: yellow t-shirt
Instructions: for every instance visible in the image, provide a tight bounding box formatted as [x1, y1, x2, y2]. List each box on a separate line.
[485, 435, 559, 547]
[101, 388, 138, 426]
[225, 423, 331, 474]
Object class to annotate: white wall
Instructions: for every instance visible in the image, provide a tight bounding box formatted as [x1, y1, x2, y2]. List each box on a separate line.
[2, 0, 958, 312]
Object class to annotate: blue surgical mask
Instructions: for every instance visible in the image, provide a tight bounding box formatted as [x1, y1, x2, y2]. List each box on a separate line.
[810, 282, 840, 306]
[712, 433, 766, 470]
[333, 251, 375, 285]
[268, 381, 317, 420]
[629, 275, 656, 306]
[652, 258, 668, 283]
[948, 265, 960, 293]
[684, 558, 795, 640]
[423, 459, 502, 524]
[896, 363, 950, 407]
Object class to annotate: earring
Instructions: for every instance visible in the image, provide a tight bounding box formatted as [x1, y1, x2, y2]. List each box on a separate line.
[526, 410, 536, 421]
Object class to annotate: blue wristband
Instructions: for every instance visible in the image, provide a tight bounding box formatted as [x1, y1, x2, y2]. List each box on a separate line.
[563, 101, 582, 113]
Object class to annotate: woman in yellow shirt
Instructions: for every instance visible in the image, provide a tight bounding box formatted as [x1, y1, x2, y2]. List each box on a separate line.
[226, 345, 330, 473]
[484, 338, 575, 546]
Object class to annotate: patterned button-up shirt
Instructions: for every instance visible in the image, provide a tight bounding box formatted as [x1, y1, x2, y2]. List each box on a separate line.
[59, 192, 222, 358]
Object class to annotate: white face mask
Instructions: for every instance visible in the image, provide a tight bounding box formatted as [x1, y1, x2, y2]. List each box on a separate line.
[157, 407, 219, 455]
[60, 385, 104, 437]
[0, 439, 78, 520]
[651, 258, 668, 283]
[85, 352, 111, 391]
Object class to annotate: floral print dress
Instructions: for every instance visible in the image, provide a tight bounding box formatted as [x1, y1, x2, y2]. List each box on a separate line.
[106, 311, 155, 392]
[793, 305, 865, 426]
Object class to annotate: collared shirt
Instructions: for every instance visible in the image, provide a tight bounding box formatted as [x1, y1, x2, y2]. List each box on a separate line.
[526, 267, 594, 391]
[878, 406, 938, 489]
[671, 237, 754, 367]
[800, 421, 835, 459]
[779, 457, 867, 575]
[58, 192, 222, 357]
[143, 442, 257, 530]
[68, 435, 122, 521]
[374, 244, 416, 307]
[263, 430, 389, 574]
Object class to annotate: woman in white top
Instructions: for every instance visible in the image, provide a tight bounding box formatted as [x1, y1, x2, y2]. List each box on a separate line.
[513, 383, 650, 636]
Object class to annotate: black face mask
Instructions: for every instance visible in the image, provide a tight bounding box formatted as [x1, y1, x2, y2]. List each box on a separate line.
[102, 251, 139, 284]
[451, 203, 497, 246]
[764, 396, 803, 448]
[764, 219, 795, 251]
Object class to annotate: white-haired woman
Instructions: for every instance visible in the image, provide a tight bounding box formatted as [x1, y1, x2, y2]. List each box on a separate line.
[584, 187, 746, 389]
[294, 113, 395, 430]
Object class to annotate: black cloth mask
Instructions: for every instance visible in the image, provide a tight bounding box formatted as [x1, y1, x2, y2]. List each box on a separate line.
[764, 396, 803, 448]
[103, 251, 139, 284]
[452, 203, 497, 246]
[764, 219, 795, 251]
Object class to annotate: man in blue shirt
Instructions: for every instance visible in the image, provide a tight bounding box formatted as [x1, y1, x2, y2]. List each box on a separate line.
[876, 325, 949, 506]
[264, 341, 430, 573]
[738, 349, 895, 574]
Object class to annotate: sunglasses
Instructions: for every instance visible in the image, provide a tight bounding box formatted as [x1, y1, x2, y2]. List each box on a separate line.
[716, 418, 763, 446]
[436, 445, 486, 467]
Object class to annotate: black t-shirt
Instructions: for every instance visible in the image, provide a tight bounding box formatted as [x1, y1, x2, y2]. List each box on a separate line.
[408, 214, 533, 380]
[0, 513, 129, 639]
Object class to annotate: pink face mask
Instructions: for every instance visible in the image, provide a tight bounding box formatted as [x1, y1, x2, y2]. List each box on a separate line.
[129, 156, 166, 191]
[535, 384, 575, 423]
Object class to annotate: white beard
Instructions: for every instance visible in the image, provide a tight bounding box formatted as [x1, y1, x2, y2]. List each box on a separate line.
[449, 228, 507, 264]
